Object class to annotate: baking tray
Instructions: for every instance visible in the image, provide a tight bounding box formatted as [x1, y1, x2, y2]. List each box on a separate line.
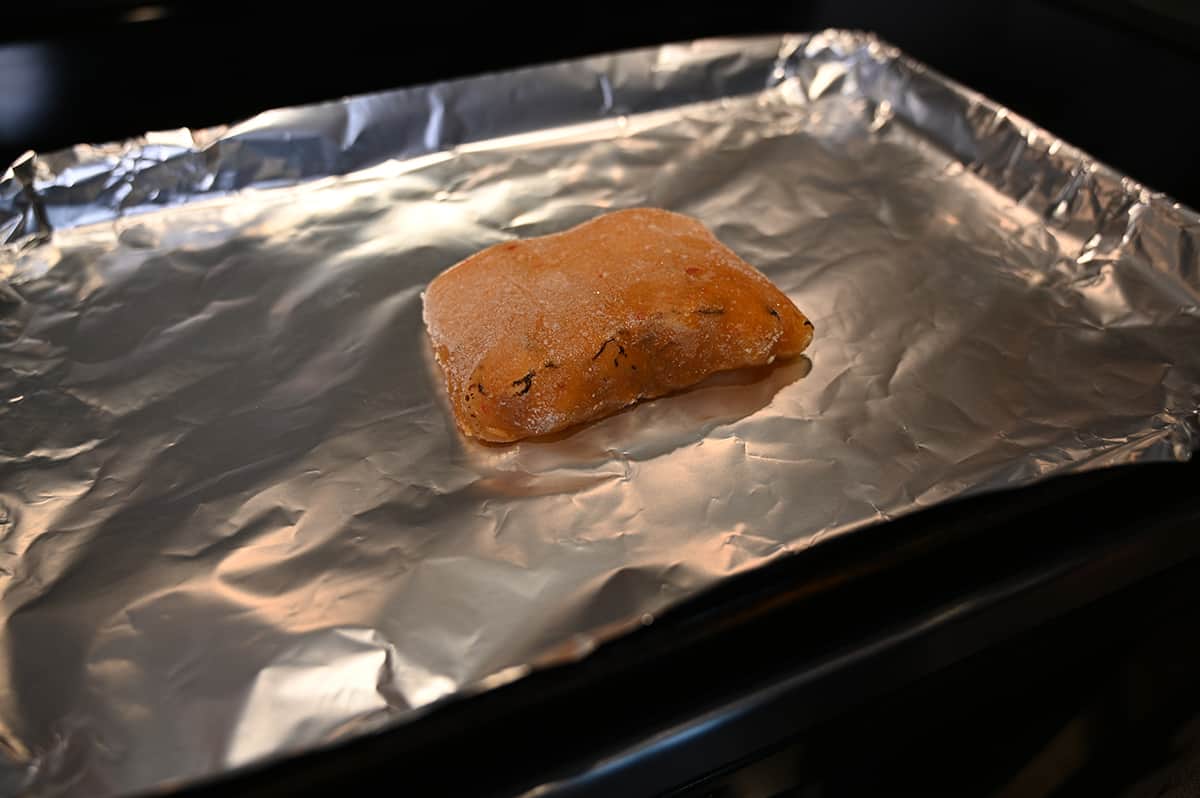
[1, 30, 1199, 798]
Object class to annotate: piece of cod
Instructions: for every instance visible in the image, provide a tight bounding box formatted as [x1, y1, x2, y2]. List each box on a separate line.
[422, 208, 814, 443]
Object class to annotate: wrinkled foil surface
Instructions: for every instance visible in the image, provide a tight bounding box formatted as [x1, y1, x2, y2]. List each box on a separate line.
[2, 31, 1199, 797]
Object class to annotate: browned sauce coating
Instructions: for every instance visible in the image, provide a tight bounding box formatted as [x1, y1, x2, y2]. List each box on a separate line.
[422, 208, 814, 442]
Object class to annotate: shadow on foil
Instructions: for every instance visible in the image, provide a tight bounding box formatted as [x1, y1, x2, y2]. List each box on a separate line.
[456, 355, 814, 493]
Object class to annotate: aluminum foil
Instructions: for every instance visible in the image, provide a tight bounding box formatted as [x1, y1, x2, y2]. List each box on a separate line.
[2, 30, 1199, 797]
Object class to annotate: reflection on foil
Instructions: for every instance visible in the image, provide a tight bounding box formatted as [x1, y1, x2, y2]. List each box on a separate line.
[1, 30, 1199, 798]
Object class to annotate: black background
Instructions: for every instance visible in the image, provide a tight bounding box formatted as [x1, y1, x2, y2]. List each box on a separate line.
[3, 0, 1199, 207]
